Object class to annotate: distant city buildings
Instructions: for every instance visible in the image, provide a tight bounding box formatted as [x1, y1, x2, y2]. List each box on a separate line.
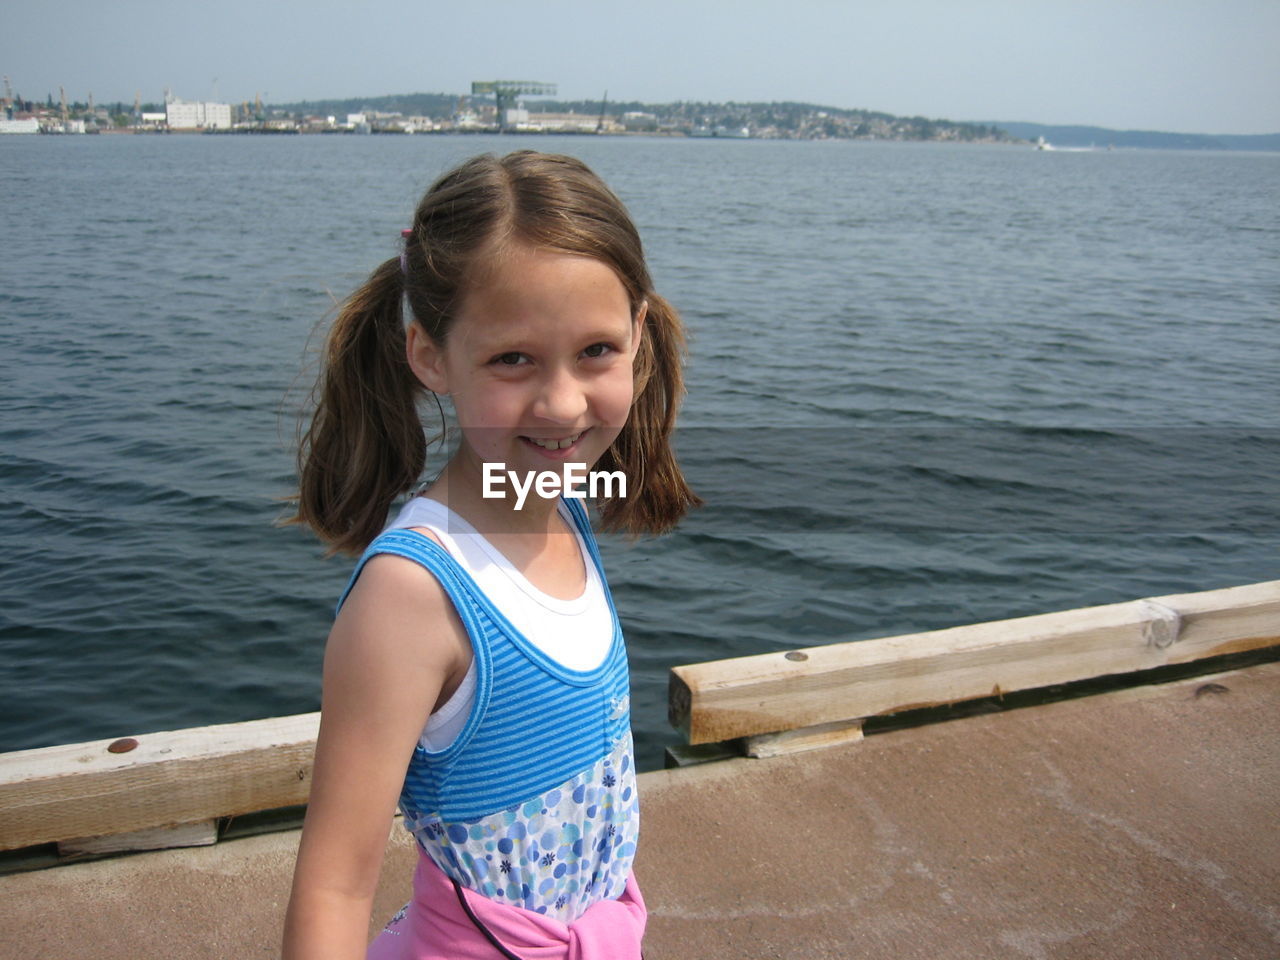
[622, 112, 658, 132]
[0, 76, 1019, 143]
[0, 82, 236, 133]
[164, 96, 231, 130]
[0, 117, 40, 133]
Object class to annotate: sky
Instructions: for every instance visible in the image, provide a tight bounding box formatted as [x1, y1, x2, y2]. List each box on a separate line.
[4, 0, 1278, 135]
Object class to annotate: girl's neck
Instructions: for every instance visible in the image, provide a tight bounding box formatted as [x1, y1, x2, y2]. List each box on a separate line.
[428, 455, 563, 537]
[424, 454, 588, 601]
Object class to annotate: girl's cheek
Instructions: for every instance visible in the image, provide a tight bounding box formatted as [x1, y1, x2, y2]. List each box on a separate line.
[614, 375, 638, 416]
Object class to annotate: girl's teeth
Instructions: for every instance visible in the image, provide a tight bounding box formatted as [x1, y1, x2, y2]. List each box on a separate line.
[529, 432, 581, 450]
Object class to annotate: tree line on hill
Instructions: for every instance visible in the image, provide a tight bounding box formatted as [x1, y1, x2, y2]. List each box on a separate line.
[268, 93, 1278, 149]
[274, 92, 1014, 142]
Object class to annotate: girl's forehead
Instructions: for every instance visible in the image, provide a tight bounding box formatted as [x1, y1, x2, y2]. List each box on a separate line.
[458, 246, 631, 316]
[468, 241, 620, 284]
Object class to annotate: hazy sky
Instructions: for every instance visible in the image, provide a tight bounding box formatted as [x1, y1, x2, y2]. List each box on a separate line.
[5, 0, 1278, 134]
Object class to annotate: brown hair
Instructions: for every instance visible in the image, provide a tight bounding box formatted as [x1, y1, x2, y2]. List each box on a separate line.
[292, 151, 699, 554]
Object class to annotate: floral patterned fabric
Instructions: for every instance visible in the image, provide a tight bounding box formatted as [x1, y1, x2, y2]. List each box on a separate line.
[403, 731, 640, 923]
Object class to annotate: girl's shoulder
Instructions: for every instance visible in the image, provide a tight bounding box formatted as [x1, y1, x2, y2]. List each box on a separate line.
[338, 498, 471, 641]
[339, 547, 455, 634]
[331, 545, 471, 692]
[337, 500, 458, 614]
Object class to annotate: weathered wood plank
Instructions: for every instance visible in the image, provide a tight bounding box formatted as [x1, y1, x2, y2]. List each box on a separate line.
[4, 582, 1277, 851]
[0, 713, 319, 851]
[745, 719, 865, 758]
[670, 581, 1280, 745]
[57, 819, 219, 858]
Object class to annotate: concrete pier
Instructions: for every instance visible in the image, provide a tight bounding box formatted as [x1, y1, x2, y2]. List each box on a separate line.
[4, 661, 1277, 959]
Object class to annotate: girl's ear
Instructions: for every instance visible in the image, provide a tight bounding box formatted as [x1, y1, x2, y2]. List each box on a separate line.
[406, 324, 449, 394]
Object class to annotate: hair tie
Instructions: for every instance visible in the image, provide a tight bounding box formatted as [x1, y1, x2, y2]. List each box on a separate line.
[399, 228, 413, 274]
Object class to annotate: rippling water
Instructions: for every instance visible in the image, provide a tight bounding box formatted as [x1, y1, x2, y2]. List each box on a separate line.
[1, 134, 1277, 770]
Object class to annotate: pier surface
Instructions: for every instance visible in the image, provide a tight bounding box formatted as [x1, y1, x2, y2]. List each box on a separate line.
[4, 662, 1277, 959]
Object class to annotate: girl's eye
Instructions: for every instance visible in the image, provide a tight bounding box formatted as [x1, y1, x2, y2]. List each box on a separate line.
[582, 343, 612, 359]
[492, 352, 526, 366]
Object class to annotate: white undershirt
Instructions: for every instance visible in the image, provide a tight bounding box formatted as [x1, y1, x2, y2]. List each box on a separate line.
[384, 497, 613, 751]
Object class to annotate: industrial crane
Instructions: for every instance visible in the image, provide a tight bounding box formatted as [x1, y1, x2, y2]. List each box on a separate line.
[471, 80, 556, 132]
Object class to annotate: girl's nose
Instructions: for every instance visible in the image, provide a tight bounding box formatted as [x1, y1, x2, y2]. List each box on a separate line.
[533, 367, 588, 423]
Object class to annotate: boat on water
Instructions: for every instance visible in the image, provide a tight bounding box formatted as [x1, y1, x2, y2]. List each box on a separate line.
[1036, 135, 1100, 153]
[690, 125, 750, 139]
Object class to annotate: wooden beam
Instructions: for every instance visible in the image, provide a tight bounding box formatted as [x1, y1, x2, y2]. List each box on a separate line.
[4, 581, 1277, 852]
[745, 719, 865, 758]
[57, 819, 218, 859]
[669, 581, 1280, 746]
[0, 713, 318, 852]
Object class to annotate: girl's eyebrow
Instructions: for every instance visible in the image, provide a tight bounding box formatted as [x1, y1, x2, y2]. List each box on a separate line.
[475, 322, 631, 350]
[578, 325, 632, 342]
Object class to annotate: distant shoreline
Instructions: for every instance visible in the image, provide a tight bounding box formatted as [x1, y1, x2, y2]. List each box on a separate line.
[11, 90, 1275, 148]
[979, 120, 1280, 153]
[11, 128, 1278, 153]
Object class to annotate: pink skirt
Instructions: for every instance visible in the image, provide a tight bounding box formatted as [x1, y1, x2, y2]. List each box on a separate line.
[367, 850, 647, 960]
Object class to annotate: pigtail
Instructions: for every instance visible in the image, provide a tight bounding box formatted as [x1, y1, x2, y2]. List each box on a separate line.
[597, 292, 702, 536]
[291, 257, 426, 554]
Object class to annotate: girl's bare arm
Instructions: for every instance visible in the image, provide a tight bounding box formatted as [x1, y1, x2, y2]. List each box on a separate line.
[282, 555, 469, 960]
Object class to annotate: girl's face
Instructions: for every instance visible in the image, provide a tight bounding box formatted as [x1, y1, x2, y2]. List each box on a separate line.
[408, 243, 644, 486]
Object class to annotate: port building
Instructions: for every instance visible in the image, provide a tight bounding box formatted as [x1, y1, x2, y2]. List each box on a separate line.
[164, 97, 231, 130]
[0, 118, 39, 134]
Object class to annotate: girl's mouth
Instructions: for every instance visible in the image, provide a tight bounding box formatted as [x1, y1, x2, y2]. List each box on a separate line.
[521, 429, 587, 456]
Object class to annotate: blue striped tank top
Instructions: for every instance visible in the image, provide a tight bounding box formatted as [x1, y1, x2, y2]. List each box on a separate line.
[336, 497, 640, 923]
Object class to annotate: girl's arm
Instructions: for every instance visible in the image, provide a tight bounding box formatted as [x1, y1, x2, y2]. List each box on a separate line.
[282, 554, 470, 960]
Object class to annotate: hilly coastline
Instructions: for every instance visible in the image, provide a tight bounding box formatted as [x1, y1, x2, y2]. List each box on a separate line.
[272, 92, 1278, 149]
[986, 121, 1280, 152]
[275, 92, 1014, 143]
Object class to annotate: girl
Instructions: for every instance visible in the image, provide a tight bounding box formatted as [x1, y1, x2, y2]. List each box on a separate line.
[283, 151, 698, 960]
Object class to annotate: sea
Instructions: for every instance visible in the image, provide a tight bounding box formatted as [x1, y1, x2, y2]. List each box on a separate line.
[1, 133, 1277, 772]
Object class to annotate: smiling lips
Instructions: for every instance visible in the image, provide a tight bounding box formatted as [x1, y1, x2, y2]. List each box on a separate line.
[524, 430, 585, 451]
